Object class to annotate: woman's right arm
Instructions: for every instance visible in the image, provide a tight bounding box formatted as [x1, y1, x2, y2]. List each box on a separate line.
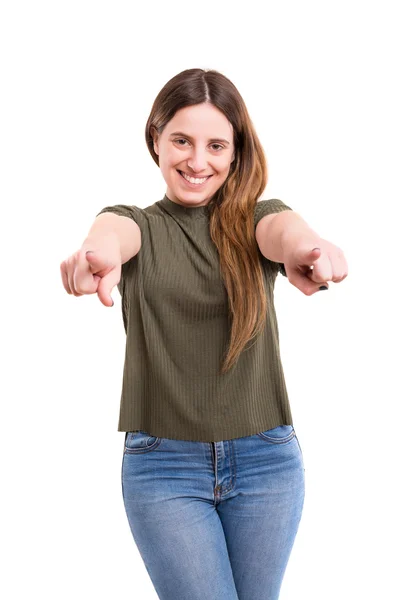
[82, 212, 141, 264]
[60, 212, 141, 307]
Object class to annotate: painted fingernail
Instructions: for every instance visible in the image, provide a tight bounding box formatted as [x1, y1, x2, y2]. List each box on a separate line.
[319, 285, 328, 291]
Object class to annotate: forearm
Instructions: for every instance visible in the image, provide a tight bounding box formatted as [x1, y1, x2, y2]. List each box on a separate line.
[265, 211, 322, 262]
[82, 213, 140, 265]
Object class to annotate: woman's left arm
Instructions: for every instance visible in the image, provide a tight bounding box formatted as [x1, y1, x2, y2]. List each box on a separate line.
[258, 210, 348, 296]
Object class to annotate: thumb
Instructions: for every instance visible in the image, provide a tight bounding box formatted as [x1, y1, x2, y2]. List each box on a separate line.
[95, 266, 121, 308]
[85, 251, 120, 307]
[85, 250, 107, 272]
[297, 246, 321, 267]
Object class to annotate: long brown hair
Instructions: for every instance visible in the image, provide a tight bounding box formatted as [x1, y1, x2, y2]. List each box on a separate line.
[145, 68, 269, 374]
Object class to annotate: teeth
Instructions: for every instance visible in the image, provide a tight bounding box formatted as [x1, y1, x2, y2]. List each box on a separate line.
[181, 172, 209, 184]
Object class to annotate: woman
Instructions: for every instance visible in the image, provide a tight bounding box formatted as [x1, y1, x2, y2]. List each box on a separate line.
[60, 68, 348, 599]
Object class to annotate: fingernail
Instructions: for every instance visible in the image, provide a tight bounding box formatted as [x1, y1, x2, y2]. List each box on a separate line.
[319, 285, 328, 291]
[86, 251, 94, 255]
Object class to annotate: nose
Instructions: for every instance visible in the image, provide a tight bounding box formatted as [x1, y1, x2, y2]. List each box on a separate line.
[186, 147, 209, 174]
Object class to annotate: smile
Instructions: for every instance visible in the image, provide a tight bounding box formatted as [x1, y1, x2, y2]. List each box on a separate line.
[177, 170, 213, 186]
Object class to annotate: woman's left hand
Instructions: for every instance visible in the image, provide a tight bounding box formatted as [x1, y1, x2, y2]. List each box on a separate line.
[282, 238, 348, 296]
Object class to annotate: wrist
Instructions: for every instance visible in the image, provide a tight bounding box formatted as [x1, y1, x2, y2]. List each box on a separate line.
[281, 227, 322, 256]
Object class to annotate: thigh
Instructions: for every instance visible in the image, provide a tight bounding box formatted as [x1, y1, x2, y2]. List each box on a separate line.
[217, 426, 305, 600]
[121, 431, 239, 600]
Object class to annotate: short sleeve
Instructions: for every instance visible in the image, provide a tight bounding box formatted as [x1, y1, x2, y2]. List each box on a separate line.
[96, 204, 143, 231]
[254, 199, 293, 278]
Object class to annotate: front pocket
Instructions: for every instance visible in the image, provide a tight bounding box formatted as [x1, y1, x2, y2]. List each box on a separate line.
[124, 430, 161, 454]
[256, 424, 296, 444]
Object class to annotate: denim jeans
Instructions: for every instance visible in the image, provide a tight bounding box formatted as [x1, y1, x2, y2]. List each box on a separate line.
[121, 425, 305, 600]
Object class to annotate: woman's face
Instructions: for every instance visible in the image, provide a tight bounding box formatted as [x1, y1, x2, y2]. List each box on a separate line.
[153, 103, 235, 208]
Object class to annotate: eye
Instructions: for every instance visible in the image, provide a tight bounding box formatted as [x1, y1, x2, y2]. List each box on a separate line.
[174, 139, 224, 151]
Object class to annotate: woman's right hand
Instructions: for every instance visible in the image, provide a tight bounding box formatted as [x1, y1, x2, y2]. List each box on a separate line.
[60, 234, 122, 307]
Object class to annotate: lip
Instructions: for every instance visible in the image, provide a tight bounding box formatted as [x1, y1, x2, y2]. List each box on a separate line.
[177, 170, 213, 189]
[178, 170, 213, 178]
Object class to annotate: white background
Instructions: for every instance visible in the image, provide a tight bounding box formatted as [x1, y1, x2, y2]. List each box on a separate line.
[1, 0, 399, 598]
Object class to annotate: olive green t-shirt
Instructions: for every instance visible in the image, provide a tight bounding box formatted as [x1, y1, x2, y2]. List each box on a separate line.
[96, 194, 294, 442]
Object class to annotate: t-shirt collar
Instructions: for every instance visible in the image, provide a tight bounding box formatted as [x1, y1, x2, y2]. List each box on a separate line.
[158, 194, 210, 220]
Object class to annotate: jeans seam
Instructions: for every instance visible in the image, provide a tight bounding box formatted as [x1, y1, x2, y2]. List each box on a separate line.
[256, 430, 296, 443]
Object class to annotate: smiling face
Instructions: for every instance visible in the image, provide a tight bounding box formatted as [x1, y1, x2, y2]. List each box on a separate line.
[152, 103, 236, 208]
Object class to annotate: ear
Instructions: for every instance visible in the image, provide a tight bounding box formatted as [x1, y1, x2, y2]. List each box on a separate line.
[151, 126, 159, 155]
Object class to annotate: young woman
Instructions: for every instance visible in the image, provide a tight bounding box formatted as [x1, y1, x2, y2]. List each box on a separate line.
[61, 68, 348, 599]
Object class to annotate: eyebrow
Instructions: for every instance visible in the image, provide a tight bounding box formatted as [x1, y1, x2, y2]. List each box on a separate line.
[169, 131, 231, 146]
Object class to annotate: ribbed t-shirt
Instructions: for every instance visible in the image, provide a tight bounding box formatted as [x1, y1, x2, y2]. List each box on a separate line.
[96, 194, 294, 442]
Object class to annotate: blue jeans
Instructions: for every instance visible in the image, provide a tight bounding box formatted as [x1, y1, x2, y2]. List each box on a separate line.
[121, 425, 305, 600]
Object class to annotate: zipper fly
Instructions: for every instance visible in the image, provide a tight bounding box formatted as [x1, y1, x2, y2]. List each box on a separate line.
[211, 442, 221, 494]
